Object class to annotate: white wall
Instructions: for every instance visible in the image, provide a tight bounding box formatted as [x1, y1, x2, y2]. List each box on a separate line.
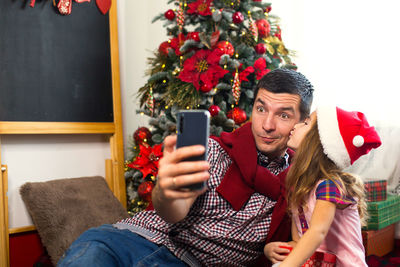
[3, 135, 110, 228]
[270, 0, 400, 125]
[270, 0, 400, 238]
[118, 0, 169, 157]
[119, 0, 400, 150]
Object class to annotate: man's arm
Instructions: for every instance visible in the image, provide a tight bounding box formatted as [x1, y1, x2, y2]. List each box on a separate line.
[152, 135, 210, 223]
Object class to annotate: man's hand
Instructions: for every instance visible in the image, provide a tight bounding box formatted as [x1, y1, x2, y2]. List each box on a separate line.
[152, 135, 210, 223]
[263, 242, 293, 264]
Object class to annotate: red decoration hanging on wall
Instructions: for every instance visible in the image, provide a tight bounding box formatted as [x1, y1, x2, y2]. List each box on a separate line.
[30, 0, 110, 16]
[57, 0, 73, 15]
[96, 0, 112, 15]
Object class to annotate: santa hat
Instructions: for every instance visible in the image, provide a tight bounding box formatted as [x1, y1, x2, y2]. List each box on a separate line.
[316, 106, 382, 169]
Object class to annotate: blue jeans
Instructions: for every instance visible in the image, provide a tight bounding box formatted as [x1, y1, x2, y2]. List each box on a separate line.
[57, 224, 188, 267]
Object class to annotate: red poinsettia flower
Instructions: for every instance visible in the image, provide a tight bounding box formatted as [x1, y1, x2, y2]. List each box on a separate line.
[178, 48, 229, 91]
[187, 0, 213, 16]
[170, 33, 187, 56]
[128, 144, 163, 179]
[254, 57, 271, 80]
[239, 66, 255, 82]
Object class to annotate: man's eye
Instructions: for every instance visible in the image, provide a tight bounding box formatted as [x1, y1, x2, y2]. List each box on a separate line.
[281, 113, 289, 119]
[257, 106, 265, 112]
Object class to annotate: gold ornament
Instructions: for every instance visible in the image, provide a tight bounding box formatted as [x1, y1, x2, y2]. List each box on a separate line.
[277, 44, 289, 55]
[248, 14, 258, 43]
[266, 36, 281, 45]
[266, 43, 275, 55]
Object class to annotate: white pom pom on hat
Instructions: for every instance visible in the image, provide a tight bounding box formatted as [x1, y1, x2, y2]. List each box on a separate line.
[316, 106, 382, 169]
[352, 135, 364, 147]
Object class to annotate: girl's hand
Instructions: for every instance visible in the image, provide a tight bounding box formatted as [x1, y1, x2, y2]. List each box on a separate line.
[263, 242, 293, 264]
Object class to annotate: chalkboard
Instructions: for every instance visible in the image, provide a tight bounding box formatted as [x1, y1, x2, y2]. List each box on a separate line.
[0, 1, 113, 122]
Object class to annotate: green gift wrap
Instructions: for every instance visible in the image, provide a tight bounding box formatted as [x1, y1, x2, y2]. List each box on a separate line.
[364, 194, 400, 230]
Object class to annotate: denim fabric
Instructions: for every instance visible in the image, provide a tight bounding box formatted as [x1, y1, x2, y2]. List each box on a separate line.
[57, 224, 187, 267]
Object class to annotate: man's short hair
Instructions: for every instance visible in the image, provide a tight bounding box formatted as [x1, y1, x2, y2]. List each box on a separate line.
[254, 68, 314, 120]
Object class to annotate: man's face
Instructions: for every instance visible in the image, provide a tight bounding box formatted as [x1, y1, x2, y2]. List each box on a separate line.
[251, 89, 302, 158]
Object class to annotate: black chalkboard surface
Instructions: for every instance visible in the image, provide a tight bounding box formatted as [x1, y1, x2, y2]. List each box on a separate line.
[0, 1, 113, 122]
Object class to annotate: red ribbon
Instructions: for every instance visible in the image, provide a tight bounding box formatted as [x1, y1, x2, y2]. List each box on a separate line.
[96, 0, 111, 15]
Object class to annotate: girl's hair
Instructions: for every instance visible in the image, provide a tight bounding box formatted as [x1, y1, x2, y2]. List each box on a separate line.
[286, 121, 368, 226]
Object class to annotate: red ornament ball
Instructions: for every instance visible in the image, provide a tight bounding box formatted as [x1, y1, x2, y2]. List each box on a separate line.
[208, 105, 221, 117]
[134, 127, 152, 145]
[138, 181, 154, 202]
[187, 32, 200, 42]
[256, 19, 271, 38]
[232, 12, 244, 24]
[200, 83, 213, 93]
[216, 41, 234, 56]
[255, 43, 267, 54]
[265, 6, 272, 13]
[164, 9, 176, 20]
[158, 41, 171, 55]
[229, 107, 247, 125]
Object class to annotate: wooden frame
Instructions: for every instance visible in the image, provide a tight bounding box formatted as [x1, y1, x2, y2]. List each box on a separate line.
[0, 1, 125, 266]
[0, 164, 9, 267]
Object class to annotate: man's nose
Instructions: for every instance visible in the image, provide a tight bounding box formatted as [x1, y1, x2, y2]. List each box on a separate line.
[262, 114, 276, 131]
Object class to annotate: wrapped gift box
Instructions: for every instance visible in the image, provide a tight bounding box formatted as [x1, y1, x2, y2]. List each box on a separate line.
[364, 180, 387, 202]
[362, 224, 395, 257]
[364, 194, 400, 230]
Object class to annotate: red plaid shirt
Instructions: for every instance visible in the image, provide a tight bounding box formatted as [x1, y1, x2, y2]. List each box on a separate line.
[115, 139, 289, 267]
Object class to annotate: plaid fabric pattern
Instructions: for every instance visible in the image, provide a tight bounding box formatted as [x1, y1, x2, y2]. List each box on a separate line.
[365, 194, 400, 230]
[316, 179, 356, 205]
[364, 180, 387, 202]
[115, 139, 287, 267]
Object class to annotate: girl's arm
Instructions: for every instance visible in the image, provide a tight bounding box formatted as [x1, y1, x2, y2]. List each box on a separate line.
[278, 200, 336, 267]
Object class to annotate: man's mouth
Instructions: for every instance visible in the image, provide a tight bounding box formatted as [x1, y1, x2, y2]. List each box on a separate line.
[261, 136, 277, 143]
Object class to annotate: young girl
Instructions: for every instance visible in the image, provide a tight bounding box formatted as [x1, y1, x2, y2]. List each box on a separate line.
[270, 106, 381, 267]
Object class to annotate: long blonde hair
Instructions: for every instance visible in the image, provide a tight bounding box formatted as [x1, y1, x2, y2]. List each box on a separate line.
[286, 121, 368, 225]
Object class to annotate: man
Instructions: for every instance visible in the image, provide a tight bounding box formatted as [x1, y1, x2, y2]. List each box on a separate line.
[58, 68, 314, 267]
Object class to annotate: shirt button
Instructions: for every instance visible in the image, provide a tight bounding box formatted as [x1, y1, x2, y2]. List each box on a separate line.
[169, 229, 179, 237]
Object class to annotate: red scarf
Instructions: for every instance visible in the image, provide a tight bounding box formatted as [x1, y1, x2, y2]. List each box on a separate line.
[211, 122, 292, 249]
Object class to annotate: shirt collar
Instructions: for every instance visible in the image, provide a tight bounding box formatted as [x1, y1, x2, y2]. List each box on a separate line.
[257, 151, 289, 169]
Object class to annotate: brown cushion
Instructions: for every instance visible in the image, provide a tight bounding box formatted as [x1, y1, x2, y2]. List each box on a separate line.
[20, 176, 129, 265]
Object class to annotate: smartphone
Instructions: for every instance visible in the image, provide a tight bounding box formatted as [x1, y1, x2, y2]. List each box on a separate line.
[176, 110, 210, 190]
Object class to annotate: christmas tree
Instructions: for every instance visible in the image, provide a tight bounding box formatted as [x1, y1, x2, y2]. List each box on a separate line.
[125, 0, 296, 214]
